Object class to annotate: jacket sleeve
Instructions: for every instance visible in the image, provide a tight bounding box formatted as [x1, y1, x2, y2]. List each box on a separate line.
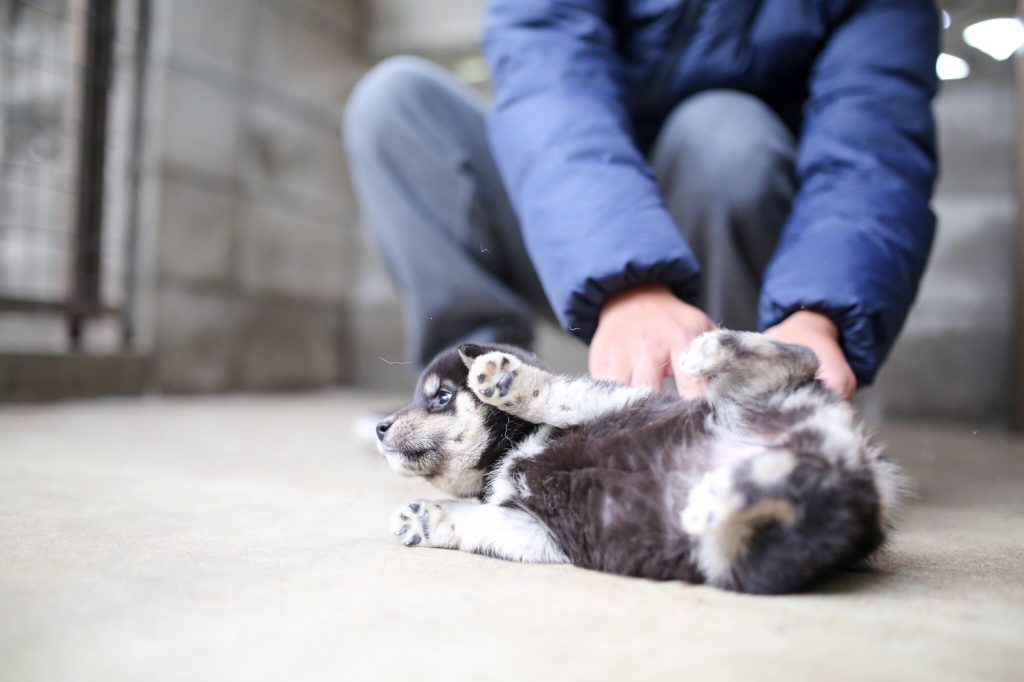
[758, 0, 940, 385]
[483, 0, 700, 342]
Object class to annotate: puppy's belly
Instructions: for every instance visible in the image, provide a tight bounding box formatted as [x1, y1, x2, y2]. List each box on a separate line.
[706, 433, 771, 470]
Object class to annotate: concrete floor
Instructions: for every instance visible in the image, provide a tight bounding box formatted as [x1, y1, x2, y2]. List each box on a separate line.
[0, 392, 1022, 682]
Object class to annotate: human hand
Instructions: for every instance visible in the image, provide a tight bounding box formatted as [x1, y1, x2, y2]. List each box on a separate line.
[589, 284, 717, 398]
[764, 310, 857, 400]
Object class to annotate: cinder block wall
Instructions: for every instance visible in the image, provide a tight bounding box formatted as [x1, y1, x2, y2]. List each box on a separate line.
[875, 61, 1017, 421]
[873, 7, 1018, 422]
[138, 0, 367, 391]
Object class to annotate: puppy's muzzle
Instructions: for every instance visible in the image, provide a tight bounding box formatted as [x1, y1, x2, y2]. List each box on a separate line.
[376, 419, 393, 442]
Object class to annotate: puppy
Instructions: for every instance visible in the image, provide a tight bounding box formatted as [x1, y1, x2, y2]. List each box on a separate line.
[376, 330, 904, 594]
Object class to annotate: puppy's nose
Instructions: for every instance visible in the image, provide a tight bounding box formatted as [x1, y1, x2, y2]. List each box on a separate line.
[376, 419, 393, 441]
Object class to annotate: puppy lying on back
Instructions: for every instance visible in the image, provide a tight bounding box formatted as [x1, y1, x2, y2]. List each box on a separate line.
[376, 330, 904, 594]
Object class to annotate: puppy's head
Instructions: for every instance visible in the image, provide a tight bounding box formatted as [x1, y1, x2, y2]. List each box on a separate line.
[376, 343, 542, 498]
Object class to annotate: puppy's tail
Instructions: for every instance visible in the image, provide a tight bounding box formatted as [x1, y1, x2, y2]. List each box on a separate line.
[681, 446, 904, 594]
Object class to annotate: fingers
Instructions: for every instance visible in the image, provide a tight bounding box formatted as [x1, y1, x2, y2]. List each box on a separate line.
[589, 345, 631, 385]
[770, 335, 855, 401]
[588, 287, 719, 394]
[675, 373, 707, 400]
[671, 339, 707, 400]
[817, 362, 857, 401]
[629, 355, 666, 392]
[591, 343, 665, 390]
[763, 311, 857, 402]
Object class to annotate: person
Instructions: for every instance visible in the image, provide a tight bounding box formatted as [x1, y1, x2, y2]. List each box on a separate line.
[343, 0, 939, 401]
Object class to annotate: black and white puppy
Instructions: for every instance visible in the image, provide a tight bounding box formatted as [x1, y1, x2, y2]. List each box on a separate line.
[376, 330, 904, 594]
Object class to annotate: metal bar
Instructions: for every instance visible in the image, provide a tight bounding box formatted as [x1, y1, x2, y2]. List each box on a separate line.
[121, 0, 150, 352]
[69, 0, 116, 350]
[0, 296, 118, 317]
[1012, 0, 1024, 431]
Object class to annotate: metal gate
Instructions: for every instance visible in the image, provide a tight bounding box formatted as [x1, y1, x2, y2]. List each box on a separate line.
[0, 0, 148, 351]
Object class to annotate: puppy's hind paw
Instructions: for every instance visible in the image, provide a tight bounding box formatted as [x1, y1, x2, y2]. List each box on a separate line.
[678, 330, 741, 377]
[681, 468, 740, 536]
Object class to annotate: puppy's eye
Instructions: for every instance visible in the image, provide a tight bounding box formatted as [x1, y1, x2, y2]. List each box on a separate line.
[434, 389, 453, 409]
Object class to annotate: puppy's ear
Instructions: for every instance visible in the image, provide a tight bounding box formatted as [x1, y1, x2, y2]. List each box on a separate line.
[457, 343, 486, 369]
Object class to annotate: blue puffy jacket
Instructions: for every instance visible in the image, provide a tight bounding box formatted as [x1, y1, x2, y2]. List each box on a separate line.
[483, 0, 939, 385]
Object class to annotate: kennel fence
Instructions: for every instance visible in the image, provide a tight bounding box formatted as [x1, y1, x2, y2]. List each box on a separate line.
[0, 0, 148, 351]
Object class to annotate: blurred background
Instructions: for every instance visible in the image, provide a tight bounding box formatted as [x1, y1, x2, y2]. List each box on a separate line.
[0, 0, 1021, 428]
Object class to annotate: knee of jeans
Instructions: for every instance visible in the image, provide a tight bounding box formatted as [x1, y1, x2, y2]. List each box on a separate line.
[343, 55, 444, 155]
[658, 90, 794, 212]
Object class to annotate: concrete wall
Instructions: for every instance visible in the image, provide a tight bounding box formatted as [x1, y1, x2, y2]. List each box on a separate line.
[875, 64, 1017, 421]
[365, 0, 484, 58]
[874, 4, 1018, 421]
[137, 0, 367, 391]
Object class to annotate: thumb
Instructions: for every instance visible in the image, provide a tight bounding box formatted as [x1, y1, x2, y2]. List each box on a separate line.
[672, 344, 708, 399]
[818, 363, 856, 401]
[675, 373, 708, 400]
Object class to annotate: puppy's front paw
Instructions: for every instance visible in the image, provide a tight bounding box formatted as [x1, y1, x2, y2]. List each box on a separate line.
[467, 351, 522, 403]
[390, 500, 451, 547]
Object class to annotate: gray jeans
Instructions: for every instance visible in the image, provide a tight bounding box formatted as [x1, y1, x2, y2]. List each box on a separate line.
[344, 56, 796, 369]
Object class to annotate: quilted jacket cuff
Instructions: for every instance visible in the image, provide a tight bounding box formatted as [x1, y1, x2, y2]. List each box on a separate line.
[562, 259, 701, 344]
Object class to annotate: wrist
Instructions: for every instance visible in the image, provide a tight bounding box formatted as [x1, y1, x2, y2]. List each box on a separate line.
[774, 310, 839, 341]
[598, 283, 679, 322]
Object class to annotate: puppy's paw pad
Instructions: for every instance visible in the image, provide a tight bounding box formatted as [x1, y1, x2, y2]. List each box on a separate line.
[678, 330, 740, 376]
[469, 352, 522, 400]
[681, 468, 740, 536]
[390, 500, 446, 547]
